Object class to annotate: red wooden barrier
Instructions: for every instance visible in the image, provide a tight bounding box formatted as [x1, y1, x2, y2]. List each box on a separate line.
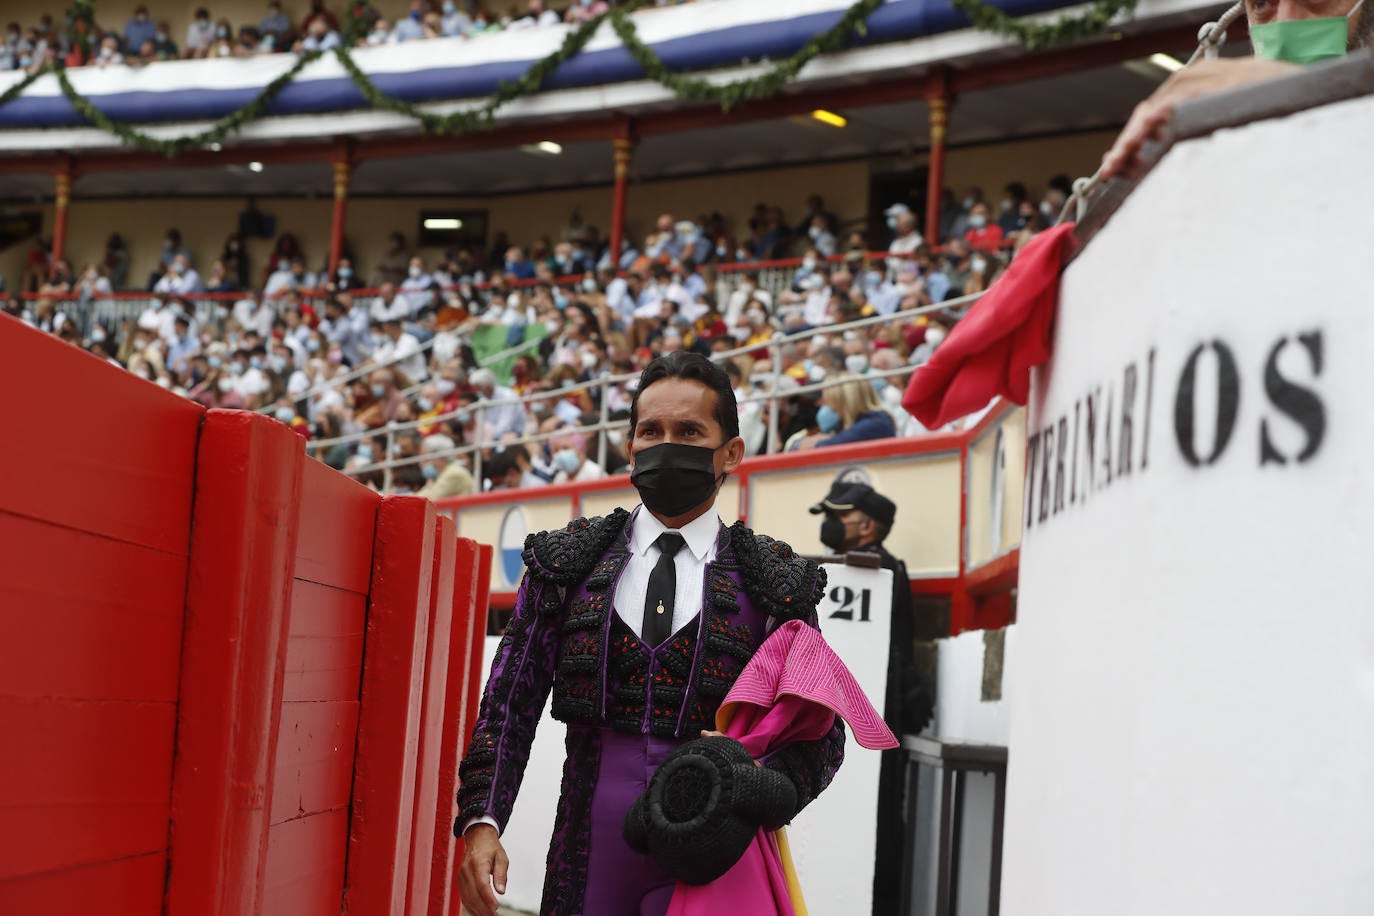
[464, 544, 495, 752]
[263, 459, 378, 916]
[452, 543, 494, 916]
[167, 409, 304, 916]
[430, 536, 482, 916]
[408, 516, 458, 916]
[345, 496, 438, 915]
[0, 313, 497, 916]
[0, 315, 202, 914]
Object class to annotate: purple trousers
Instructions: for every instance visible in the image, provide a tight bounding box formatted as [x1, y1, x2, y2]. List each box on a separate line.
[574, 727, 683, 916]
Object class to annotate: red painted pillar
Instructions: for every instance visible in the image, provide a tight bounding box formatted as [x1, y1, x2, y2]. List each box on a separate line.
[165, 408, 305, 916]
[328, 140, 353, 277]
[608, 122, 636, 269]
[925, 71, 953, 245]
[50, 155, 73, 276]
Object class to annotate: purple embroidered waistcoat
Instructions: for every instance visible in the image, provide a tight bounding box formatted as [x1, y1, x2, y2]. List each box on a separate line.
[455, 509, 846, 915]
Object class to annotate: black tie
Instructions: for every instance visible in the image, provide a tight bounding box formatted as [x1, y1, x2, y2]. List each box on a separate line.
[643, 532, 685, 647]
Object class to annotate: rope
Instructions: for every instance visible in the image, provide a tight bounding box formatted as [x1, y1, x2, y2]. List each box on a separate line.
[1188, 1, 1246, 65]
[1055, 0, 1247, 224]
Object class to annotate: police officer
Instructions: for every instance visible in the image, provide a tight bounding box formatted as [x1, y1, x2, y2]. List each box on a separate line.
[812, 480, 932, 916]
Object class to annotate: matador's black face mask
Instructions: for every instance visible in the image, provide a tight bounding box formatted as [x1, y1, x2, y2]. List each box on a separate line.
[630, 442, 724, 518]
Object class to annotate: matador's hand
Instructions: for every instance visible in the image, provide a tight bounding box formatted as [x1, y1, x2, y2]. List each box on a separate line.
[459, 824, 509, 916]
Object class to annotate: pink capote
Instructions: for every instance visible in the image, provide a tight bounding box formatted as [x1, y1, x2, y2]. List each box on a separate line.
[666, 619, 898, 916]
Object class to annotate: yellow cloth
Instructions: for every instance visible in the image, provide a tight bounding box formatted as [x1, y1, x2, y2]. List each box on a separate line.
[774, 828, 809, 915]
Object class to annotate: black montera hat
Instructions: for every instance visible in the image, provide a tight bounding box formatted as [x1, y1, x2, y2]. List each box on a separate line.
[808, 481, 896, 527]
[623, 736, 798, 886]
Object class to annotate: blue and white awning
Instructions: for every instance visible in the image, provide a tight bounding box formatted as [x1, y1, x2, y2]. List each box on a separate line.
[0, 0, 1219, 151]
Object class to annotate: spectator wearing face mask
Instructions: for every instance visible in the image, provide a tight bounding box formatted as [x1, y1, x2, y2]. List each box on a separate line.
[806, 214, 837, 257]
[95, 34, 125, 67]
[259, 0, 291, 39]
[77, 263, 113, 307]
[964, 202, 1004, 254]
[123, 6, 156, 53]
[416, 434, 476, 499]
[885, 206, 922, 273]
[154, 255, 203, 296]
[233, 346, 273, 406]
[184, 8, 216, 58]
[440, 0, 472, 35]
[413, 382, 446, 436]
[548, 429, 605, 482]
[400, 256, 436, 314]
[265, 258, 312, 298]
[150, 21, 180, 59]
[791, 248, 823, 291]
[326, 257, 360, 292]
[206, 18, 236, 57]
[723, 272, 771, 329]
[906, 321, 948, 367]
[393, 1, 427, 41]
[357, 368, 406, 425]
[799, 372, 897, 448]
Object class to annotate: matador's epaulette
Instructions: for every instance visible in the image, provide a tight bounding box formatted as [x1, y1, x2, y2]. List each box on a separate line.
[521, 507, 632, 586]
[727, 522, 827, 622]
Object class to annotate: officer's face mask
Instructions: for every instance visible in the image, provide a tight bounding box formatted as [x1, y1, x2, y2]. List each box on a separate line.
[1251, 0, 1363, 64]
[820, 513, 860, 553]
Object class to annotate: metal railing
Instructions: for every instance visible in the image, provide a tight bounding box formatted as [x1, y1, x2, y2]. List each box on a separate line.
[316, 290, 983, 490]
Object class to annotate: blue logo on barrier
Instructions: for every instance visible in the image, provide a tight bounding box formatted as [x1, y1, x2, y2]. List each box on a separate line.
[498, 506, 528, 589]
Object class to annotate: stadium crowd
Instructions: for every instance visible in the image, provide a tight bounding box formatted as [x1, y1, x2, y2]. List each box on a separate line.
[4, 178, 1070, 497]
[2, 0, 671, 71]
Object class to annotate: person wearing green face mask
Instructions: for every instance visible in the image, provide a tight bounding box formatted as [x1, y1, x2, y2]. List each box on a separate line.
[1251, 0, 1368, 62]
[1102, 0, 1371, 181]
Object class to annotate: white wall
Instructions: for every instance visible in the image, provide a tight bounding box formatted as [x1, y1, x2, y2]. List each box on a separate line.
[1004, 91, 1374, 915]
[936, 627, 1013, 745]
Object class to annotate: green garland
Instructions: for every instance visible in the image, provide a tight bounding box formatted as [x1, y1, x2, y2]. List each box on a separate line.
[947, 0, 1138, 50]
[333, 0, 644, 135]
[6, 0, 1135, 155]
[66, 0, 98, 61]
[609, 0, 885, 111]
[53, 50, 322, 156]
[341, 1, 376, 48]
[0, 68, 46, 109]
